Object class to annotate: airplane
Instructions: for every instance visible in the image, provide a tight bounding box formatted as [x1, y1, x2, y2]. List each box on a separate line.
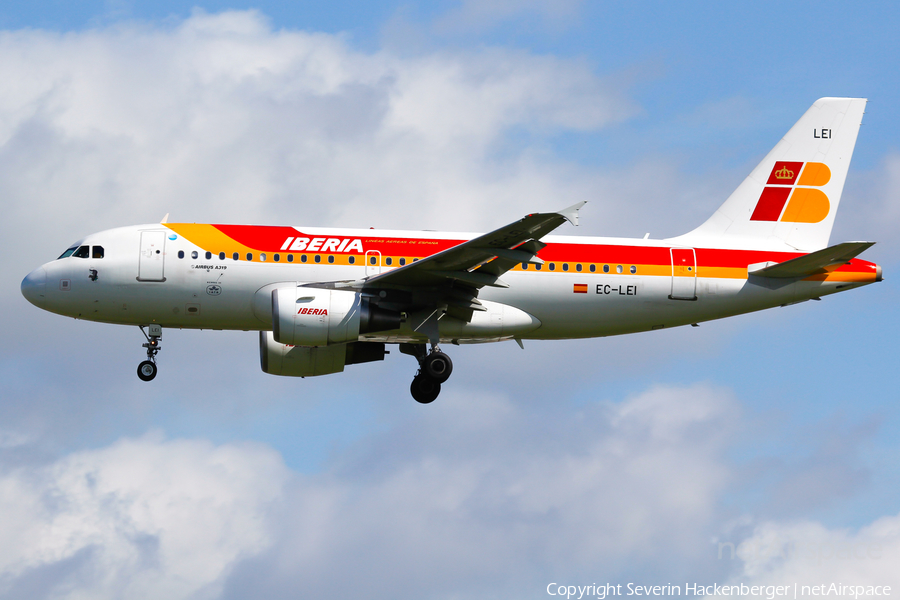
[21, 98, 882, 404]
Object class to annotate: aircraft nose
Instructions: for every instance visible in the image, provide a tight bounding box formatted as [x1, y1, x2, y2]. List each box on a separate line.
[21, 266, 47, 307]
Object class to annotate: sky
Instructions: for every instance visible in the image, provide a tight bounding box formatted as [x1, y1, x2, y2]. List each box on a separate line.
[1, 1, 899, 598]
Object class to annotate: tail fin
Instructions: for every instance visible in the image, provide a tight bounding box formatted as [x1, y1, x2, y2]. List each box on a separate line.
[684, 98, 866, 251]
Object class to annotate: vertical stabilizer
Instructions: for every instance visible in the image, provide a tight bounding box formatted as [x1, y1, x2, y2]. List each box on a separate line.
[685, 98, 866, 251]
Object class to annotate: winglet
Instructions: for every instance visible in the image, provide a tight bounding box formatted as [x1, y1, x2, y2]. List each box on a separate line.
[558, 201, 586, 226]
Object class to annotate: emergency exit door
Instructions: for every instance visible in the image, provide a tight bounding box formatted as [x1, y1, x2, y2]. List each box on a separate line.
[669, 247, 697, 300]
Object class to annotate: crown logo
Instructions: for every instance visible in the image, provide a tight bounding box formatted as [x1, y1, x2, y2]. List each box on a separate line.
[774, 165, 794, 180]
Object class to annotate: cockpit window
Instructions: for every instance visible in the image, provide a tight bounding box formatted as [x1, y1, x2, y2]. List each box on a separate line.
[72, 245, 90, 258]
[58, 246, 78, 259]
[92, 246, 104, 259]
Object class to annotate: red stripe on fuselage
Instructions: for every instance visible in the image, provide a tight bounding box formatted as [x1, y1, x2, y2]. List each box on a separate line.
[206, 224, 874, 274]
[535, 243, 809, 268]
[213, 225, 299, 251]
[212, 224, 464, 254]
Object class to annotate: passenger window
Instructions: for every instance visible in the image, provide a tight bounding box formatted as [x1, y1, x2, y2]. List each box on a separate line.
[399, 258, 406, 266]
[73, 245, 90, 258]
[616, 265, 623, 274]
[630, 265, 637, 274]
[192, 251, 199, 259]
[246, 253, 253, 261]
[287, 254, 294, 262]
[535, 264, 542, 270]
[274, 254, 280, 262]
[92, 246, 104, 259]
[348, 256, 355, 264]
[562, 263, 569, 272]
[58, 246, 78, 259]
[370, 256, 377, 265]
[178, 250, 185, 259]
[521, 263, 528, 270]
[576, 264, 582, 272]
[233, 252, 239, 261]
[260, 253, 267, 262]
[603, 265, 610, 273]
[328, 255, 335, 264]
[549, 263, 556, 271]
[314, 255, 321, 263]
[590, 264, 596, 273]
[219, 252, 226, 260]
[301, 255, 307, 263]
[205, 251, 212, 260]
[385, 257, 392, 266]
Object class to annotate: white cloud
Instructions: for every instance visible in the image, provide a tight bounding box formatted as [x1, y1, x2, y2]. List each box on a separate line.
[0, 8, 635, 244]
[721, 515, 900, 591]
[0, 384, 736, 599]
[225, 384, 739, 598]
[0, 358, 891, 599]
[0, 433, 288, 599]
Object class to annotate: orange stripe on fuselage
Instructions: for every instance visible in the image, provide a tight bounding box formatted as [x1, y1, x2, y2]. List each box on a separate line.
[165, 224, 260, 256]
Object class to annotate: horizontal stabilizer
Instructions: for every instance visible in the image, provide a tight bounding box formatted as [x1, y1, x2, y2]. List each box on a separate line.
[749, 241, 875, 278]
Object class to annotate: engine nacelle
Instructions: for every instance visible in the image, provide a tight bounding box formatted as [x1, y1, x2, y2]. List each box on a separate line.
[259, 331, 388, 377]
[272, 287, 361, 346]
[272, 287, 402, 347]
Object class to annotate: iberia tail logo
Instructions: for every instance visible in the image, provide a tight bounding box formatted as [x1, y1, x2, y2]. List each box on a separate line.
[750, 161, 831, 223]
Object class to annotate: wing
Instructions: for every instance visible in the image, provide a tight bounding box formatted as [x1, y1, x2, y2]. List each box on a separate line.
[346, 202, 585, 322]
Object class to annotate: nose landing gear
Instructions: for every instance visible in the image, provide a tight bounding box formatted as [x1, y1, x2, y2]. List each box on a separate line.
[137, 324, 162, 382]
[402, 343, 453, 404]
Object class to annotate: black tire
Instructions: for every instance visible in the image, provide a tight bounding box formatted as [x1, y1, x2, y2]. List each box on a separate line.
[137, 360, 158, 382]
[423, 352, 453, 384]
[410, 374, 441, 404]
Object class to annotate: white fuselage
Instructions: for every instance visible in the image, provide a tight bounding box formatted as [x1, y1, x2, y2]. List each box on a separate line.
[21, 223, 879, 344]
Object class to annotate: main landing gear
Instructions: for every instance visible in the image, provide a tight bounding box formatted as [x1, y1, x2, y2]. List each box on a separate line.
[137, 324, 162, 382]
[402, 343, 453, 404]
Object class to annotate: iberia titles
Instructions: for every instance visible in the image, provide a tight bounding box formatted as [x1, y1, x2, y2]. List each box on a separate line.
[280, 237, 364, 253]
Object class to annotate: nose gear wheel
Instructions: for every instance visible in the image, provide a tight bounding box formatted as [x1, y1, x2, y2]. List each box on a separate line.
[137, 325, 162, 382]
[137, 360, 158, 381]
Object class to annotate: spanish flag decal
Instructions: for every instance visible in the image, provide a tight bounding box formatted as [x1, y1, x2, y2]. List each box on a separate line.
[573, 284, 588, 293]
[750, 162, 831, 223]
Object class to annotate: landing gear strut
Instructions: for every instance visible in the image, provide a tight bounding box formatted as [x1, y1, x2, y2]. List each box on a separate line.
[137, 324, 162, 382]
[401, 343, 453, 404]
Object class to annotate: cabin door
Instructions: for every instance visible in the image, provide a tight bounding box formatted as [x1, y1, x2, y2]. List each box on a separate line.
[669, 247, 696, 300]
